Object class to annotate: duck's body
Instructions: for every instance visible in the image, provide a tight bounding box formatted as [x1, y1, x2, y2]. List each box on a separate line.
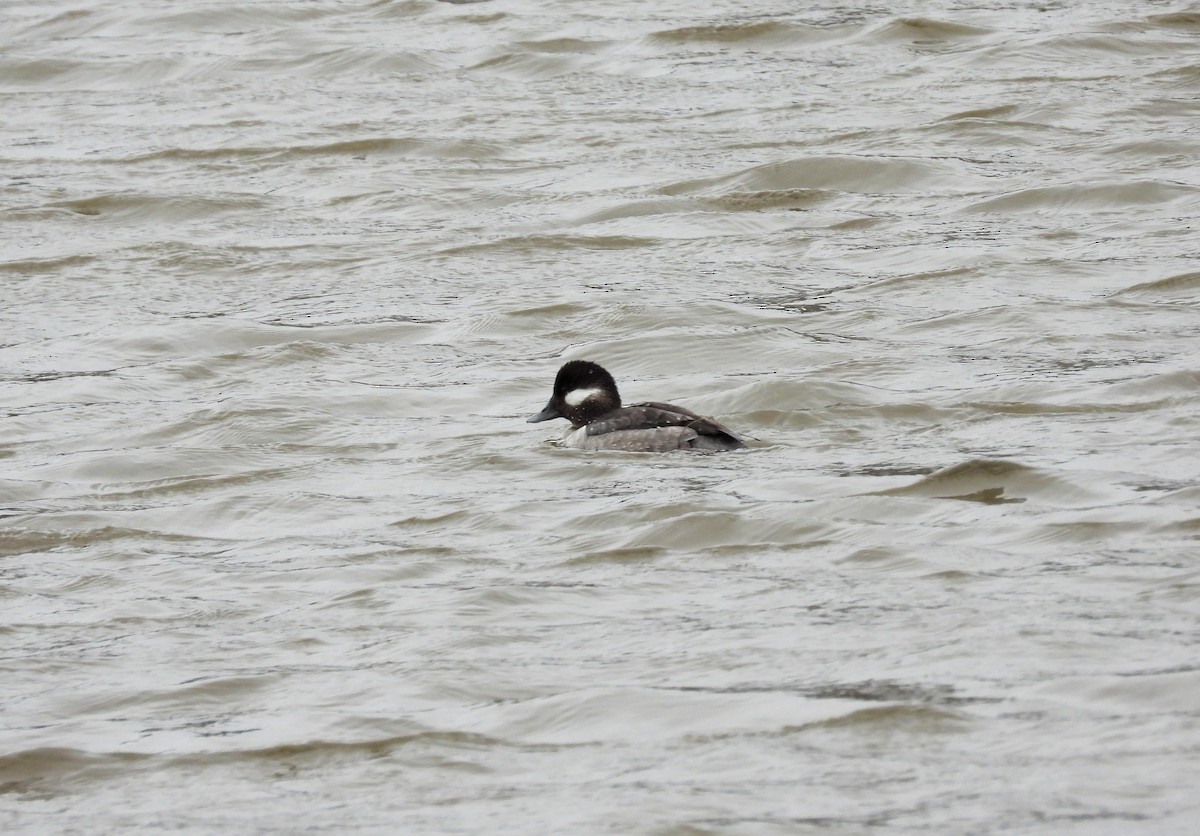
[527, 360, 746, 453]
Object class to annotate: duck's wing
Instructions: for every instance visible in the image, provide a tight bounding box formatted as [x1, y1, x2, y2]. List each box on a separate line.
[633, 401, 747, 442]
[588, 402, 747, 449]
[583, 404, 693, 436]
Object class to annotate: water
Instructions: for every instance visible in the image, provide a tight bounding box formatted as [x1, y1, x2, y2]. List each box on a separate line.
[3, 0, 1199, 832]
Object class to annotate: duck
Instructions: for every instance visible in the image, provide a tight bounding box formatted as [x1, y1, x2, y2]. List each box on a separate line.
[526, 360, 747, 452]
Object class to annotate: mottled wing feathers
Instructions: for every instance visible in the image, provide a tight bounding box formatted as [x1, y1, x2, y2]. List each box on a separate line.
[584, 402, 746, 449]
[583, 405, 688, 436]
[632, 401, 746, 444]
[633, 401, 702, 419]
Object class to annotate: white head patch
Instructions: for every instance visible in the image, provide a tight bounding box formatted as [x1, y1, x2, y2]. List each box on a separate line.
[564, 387, 603, 407]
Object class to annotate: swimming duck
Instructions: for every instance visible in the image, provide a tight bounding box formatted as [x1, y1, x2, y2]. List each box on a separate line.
[527, 360, 747, 452]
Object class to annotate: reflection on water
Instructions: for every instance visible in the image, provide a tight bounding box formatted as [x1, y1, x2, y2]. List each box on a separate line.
[2, 0, 1199, 831]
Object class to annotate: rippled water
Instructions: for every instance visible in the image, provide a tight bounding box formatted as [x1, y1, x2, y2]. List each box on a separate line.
[3, 0, 1199, 831]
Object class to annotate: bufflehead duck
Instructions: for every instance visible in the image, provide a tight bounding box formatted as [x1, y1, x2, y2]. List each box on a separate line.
[527, 360, 747, 452]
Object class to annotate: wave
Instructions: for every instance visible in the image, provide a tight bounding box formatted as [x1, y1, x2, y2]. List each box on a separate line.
[0, 55, 184, 89]
[468, 51, 593, 79]
[872, 459, 1111, 506]
[965, 180, 1198, 213]
[1112, 270, 1200, 300]
[649, 20, 840, 47]
[861, 17, 993, 44]
[0, 731, 499, 788]
[126, 135, 504, 164]
[435, 233, 660, 255]
[415, 685, 962, 745]
[0, 254, 98, 274]
[659, 155, 978, 197]
[0, 524, 213, 558]
[42, 193, 272, 223]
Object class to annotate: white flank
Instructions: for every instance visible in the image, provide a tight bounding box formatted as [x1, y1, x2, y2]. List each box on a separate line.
[564, 386, 602, 406]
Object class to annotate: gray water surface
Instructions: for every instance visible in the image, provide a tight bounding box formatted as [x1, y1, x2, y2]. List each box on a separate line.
[3, 0, 1199, 832]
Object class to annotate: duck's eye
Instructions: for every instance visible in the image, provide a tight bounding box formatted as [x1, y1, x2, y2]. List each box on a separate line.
[564, 387, 602, 406]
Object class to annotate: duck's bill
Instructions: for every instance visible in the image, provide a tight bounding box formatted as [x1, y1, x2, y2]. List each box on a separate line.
[526, 402, 562, 423]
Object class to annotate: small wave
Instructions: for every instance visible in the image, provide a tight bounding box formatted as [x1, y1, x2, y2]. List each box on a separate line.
[703, 188, 836, 212]
[517, 37, 610, 54]
[1150, 63, 1200, 89]
[873, 459, 1111, 506]
[292, 136, 503, 159]
[132, 5, 326, 34]
[0, 55, 184, 89]
[601, 506, 827, 555]
[82, 468, 307, 502]
[937, 104, 1020, 122]
[436, 233, 660, 255]
[796, 703, 967, 733]
[390, 509, 483, 531]
[0, 732, 500, 791]
[1112, 270, 1200, 300]
[0, 57, 77, 86]
[571, 326, 843, 384]
[560, 545, 668, 567]
[209, 47, 446, 78]
[0, 525, 210, 558]
[1147, 12, 1200, 32]
[965, 180, 1198, 213]
[443, 686, 892, 745]
[570, 198, 694, 226]
[1030, 669, 1200, 714]
[44, 193, 272, 223]
[468, 51, 593, 79]
[804, 679, 981, 705]
[13, 9, 109, 40]
[129, 135, 503, 164]
[0, 747, 150, 792]
[1098, 12, 1200, 35]
[649, 20, 835, 47]
[1101, 369, 1200, 399]
[734, 409, 824, 431]
[659, 155, 975, 197]
[0, 254, 97, 274]
[971, 28, 1196, 68]
[863, 17, 992, 43]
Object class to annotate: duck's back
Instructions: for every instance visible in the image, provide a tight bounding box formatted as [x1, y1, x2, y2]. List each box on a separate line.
[568, 402, 746, 452]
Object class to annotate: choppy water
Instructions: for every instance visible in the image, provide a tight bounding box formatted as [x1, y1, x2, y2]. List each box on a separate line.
[3, 0, 1200, 832]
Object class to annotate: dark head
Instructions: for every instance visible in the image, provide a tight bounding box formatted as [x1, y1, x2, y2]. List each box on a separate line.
[526, 360, 622, 428]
